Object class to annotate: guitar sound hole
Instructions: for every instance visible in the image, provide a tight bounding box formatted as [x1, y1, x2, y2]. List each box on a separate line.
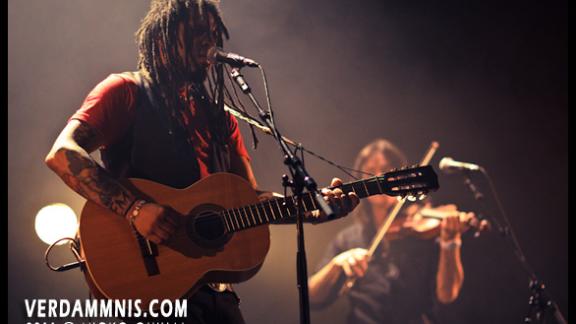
[186, 205, 232, 250]
[194, 211, 225, 241]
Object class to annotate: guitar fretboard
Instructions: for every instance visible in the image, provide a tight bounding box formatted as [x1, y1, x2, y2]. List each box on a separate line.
[221, 177, 386, 232]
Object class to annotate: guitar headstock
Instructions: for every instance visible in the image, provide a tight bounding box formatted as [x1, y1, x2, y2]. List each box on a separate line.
[378, 165, 439, 200]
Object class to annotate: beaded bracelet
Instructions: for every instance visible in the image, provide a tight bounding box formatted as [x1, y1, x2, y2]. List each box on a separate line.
[127, 199, 148, 227]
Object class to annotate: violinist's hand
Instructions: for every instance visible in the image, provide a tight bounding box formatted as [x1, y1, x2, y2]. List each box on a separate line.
[438, 206, 476, 242]
[315, 178, 360, 222]
[333, 248, 369, 279]
[440, 212, 463, 242]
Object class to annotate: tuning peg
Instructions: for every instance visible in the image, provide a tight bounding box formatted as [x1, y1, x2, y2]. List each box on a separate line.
[418, 193, 427, 201]
[407, 195, 417, 202]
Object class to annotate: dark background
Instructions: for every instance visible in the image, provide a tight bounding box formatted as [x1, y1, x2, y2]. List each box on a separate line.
[8, 0, 567, 323]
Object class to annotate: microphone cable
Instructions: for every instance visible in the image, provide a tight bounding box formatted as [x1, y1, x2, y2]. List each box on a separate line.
[478, 167, 535, 277]
[223, 59, 380, 180]
[478, 167, 567, 323]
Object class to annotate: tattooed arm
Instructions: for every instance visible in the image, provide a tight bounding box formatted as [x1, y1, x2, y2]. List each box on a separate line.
[45, 120, 178, 243]
[45, 119, 136, 216]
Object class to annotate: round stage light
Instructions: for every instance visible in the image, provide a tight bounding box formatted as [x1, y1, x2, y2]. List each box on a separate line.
[35, 203, 78, 245]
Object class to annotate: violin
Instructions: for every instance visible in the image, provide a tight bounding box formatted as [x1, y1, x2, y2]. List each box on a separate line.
[385, 204, 491, 241]
[338, 203, 490, 296]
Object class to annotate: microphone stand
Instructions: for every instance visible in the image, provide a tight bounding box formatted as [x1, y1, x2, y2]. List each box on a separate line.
[229, 67, 335, 324]
[462, 170, 498, 238]
[460, 169, 566, 324]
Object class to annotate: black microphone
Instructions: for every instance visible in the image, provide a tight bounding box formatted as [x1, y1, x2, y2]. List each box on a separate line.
[439, 157, 482, 174]
[208, 47, 260, 68]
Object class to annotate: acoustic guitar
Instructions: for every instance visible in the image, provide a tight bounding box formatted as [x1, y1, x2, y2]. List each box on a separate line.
[78, 166, 438, 308]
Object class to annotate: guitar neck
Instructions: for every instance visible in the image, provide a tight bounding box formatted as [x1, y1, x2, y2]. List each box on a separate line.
[222, 177, 386, 233]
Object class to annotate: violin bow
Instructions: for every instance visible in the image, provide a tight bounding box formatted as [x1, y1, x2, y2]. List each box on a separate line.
[339, 141, 440, 295]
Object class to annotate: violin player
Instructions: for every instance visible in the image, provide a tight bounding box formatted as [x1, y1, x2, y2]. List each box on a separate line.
[308, 139, 489, 324]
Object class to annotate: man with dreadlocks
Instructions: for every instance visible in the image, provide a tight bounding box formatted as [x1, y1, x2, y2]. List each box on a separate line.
[45, 1, 359, 323]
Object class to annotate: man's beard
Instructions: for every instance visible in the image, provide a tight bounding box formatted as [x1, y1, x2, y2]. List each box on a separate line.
[183, 65, 208, 84]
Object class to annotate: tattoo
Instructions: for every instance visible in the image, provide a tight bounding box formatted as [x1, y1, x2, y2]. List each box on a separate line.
[63, 150, 134, 216]
[51, 122, 136, 217]
[71, 122, 97, 150]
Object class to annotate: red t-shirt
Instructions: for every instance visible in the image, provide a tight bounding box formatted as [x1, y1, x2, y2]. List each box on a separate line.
[70, 73, 250, 179]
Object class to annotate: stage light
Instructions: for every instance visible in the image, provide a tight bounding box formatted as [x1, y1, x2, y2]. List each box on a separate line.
[35, 203, 78, 245]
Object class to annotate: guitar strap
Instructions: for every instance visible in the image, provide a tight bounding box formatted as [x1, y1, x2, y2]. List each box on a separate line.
[130, 71, 234, 294]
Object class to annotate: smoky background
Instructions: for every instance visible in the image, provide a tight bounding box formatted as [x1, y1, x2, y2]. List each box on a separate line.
[8, 0, 567, 323]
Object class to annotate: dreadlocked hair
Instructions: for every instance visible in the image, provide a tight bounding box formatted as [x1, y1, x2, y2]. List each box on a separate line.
[135, 0, 231, 147]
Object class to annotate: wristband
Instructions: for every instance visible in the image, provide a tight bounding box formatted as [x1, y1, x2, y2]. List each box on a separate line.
[123, 198, 139, 218]
[127, 199, 148, 226]
[439, 238, 462, 250]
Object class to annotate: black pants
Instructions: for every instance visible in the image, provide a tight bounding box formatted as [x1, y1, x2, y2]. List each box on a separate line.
[125, 286, 245, 324]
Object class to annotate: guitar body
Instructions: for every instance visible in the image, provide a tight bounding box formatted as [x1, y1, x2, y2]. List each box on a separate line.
[79, 173, 270, 308]
[76, 165, 439, 309]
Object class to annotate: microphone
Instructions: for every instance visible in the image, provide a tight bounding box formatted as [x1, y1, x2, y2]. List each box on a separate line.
[439, 157, 482, 174]
[208, 47, 260, 68]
